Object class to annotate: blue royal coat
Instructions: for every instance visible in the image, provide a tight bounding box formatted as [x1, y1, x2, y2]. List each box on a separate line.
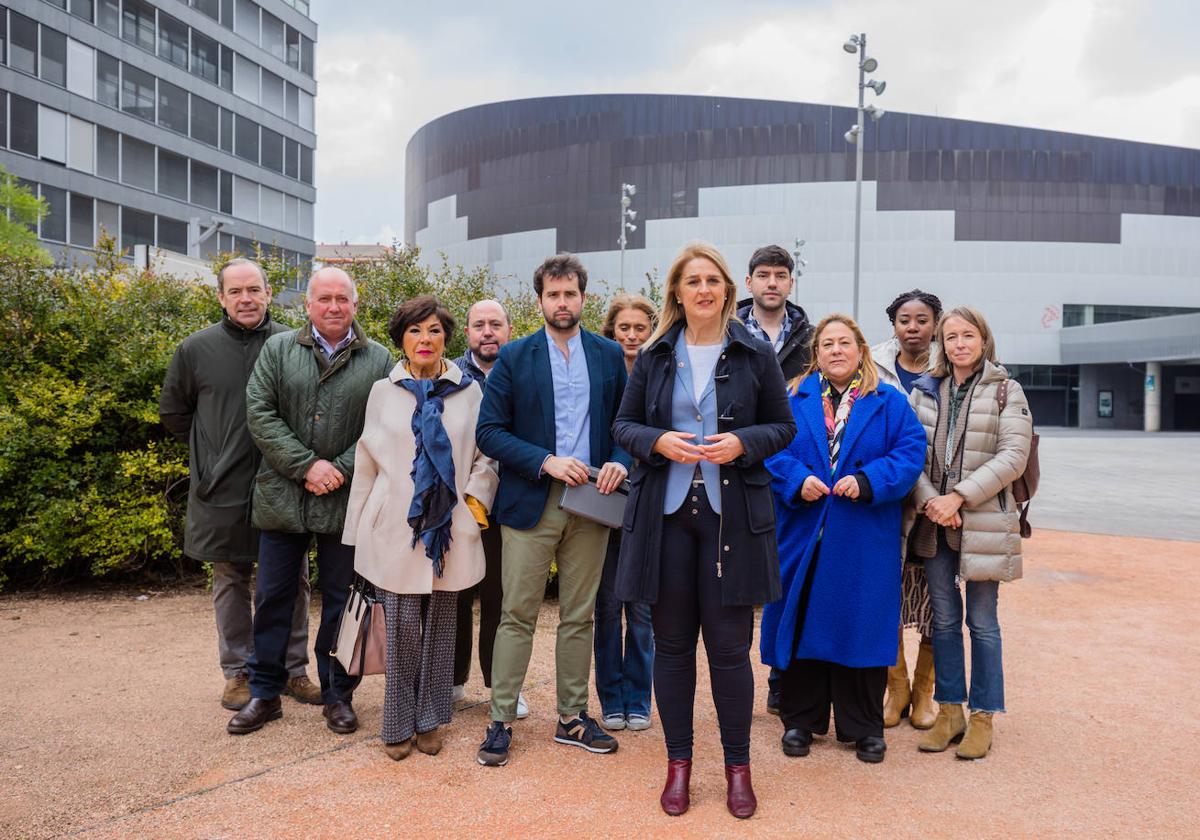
[759, 373, 926, 670]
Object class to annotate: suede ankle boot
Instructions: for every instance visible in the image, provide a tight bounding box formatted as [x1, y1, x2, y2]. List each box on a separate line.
[660, 759, 691, 816]
[918, 703, 966, 752]
[724, 764, 757, 819]
[955, 712, 994, 760]
[883, 638, 910, 728]
[909, 640, 938, 730]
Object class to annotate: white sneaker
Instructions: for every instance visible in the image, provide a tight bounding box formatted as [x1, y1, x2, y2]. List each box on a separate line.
[626, 713, 652, 731]
[601, 713, 627, 731]
[516, 692, 530, 720]
[451, 684, 467, 703]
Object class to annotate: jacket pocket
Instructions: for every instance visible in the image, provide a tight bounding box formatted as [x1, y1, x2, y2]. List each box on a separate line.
[622, 469, 647, 532]
[742, 469, 776, 534]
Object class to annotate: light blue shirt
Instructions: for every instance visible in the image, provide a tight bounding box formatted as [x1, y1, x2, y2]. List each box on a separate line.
[311, 323, 355, 358]
[663, 332, 723, 515]
[548, 331, 591, 466]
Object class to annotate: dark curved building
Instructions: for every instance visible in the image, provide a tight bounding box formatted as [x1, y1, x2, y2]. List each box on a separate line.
[406, 94, 1200, 429]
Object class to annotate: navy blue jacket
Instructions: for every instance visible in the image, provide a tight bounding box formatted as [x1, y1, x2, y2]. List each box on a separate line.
[476, 327, 631, 530]
[612, 320, 796, 606]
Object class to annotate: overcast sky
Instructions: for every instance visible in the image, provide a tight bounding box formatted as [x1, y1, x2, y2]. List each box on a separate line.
[308, 0, 1200, 245]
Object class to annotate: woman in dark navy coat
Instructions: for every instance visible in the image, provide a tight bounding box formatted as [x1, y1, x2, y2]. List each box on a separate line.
[760, 313, 926, 764]
[613, 243, 794, 819]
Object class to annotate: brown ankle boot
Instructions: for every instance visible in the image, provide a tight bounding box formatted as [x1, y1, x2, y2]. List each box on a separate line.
[416, 728, 443, 755]
[724, 764, 757, 819]
[909, 640, 938, 730]
[882, 638, 910, 728]
[919, 703, 965, 752]
[955, 712, 993, 760]
[384, 738, 414, 761]
[660, 759, 691, 816]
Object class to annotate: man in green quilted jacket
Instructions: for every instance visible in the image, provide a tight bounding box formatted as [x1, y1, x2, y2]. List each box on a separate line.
[228, 267, 392, 737]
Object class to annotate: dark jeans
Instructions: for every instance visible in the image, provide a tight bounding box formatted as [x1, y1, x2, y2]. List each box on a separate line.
[594, 530, 654, 718]
[652, 496, 754, 765]
[779, 658, 887, 741]
[454, 514, 504, 688]
[249, 530, 359, 705]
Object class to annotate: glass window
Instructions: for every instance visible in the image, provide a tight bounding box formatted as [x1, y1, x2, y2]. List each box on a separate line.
[38, 106, 67, 163]
[298, 199, 313, 238]
[97, 51, 120, 107]
[68, 116, 94, 173]
[97, 0, 119, 34]
[285, 82, 299, 124]
[158, 150, 188, 200]
[121, 64, 156, 121]
[9, 95, 38, 155]
[219, 44, 233, 90]
[234, 0, 258, 42]
[233, 176, 258, 222]
[195, 0, 220, 22]
[260, 127, 284, 173]
[260, 186, 283, 228]
[70, 193, 94, 247]
[157, 79, 189, 134]
[262, 11, 286, 60]
[0, 12, 6, 67]
[285, 138, 299, 179]
[219, 170, 232, 214]
[0, 93, 6, 149]
[67, 39, 95, 98]
[234, 54, 259, 103]
[235, 115, 259, 163]
[96, 125, 119, 179]
[158, 216, 188, 254]
[190, 29, 218, 84]
[9, 11, 37, 75]
[300, 35, 313, 76]
[219, 107, 234, 152]
[158, 12, 189, 69]
[191, 95, 219, 147]
[40, 185, 68, 242]
[221, 0, 233, 29]
[40, 27, 68, 87]
[121, 136, 156, 191]
[286, 25, 301, 70]
[70, 0, 94, 22]
[122, 207, 155, 249]
[261, 70, 284, 116]
[96, 200, 119, 242]
[300, 145, 312, 184]
[122, 0, 157, 53]
[284, 193, 297, 231]
[299, 90, 314, 131]
[191, 161, 219, 210]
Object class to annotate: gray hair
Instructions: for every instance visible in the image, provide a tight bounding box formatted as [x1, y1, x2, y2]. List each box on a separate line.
[305, 266, 359, 302]
[217, 257, 268, 293]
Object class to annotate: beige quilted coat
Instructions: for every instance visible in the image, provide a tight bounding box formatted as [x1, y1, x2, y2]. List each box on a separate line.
[906, 360, 1033, 581]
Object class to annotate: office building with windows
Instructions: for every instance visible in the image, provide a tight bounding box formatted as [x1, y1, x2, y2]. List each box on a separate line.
[407, 94, 1200, 429]
[0, 0, 316, 281]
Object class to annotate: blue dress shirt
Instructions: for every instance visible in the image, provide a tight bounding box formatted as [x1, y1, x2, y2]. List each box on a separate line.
[548, 331, 592, 466]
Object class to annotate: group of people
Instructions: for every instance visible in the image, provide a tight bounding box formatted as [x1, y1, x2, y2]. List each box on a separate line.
[160, 241, 1033, 821]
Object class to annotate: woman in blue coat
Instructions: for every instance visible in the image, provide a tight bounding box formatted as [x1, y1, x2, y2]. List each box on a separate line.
[760, 314, 926, 764]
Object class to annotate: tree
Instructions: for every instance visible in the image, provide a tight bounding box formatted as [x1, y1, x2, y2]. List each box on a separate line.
[0, 166, 51, 267]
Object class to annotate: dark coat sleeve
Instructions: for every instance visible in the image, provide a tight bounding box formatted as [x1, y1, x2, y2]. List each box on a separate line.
[733, 348, 797, 466]
[612, 350, 668, 467]
[159, 342, 195, 443]
[476, 344, 553, 480]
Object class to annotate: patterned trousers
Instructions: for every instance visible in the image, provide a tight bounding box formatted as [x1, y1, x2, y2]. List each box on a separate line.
[381, 590, 458, 745]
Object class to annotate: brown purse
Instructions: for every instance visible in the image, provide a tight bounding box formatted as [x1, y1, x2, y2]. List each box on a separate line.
[332, 578, 386, 677]
[997, 380, 1040, 537]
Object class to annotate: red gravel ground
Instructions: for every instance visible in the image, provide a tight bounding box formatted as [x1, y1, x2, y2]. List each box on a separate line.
[3, 528, 1198, 839]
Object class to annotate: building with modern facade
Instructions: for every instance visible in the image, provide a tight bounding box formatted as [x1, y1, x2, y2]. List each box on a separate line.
[0, 0, 316, 283]
[407, 94, 1200, 430]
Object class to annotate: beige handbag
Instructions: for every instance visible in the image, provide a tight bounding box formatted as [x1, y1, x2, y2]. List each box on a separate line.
[332, 578, 386, 677]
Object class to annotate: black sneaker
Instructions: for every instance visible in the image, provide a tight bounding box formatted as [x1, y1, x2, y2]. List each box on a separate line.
[554, 711, 619, 754]
[477, 721, 512, 766]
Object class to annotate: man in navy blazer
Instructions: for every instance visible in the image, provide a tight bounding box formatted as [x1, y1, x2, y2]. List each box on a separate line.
[475, 254, 631, 767]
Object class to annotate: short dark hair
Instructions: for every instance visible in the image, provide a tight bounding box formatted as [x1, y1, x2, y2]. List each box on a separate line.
[748, 245, 794, 276]
[533, 253, 588, 297]
[885, 289, 943, 324]
[387, 294, 456, 350]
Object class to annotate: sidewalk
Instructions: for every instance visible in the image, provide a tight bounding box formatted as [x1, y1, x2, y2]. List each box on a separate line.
[3, 528, 1198, 838]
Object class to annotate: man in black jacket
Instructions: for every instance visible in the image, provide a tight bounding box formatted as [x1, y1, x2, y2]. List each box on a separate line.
[735, 244, 813, 715]
[160, 258, 321, 713]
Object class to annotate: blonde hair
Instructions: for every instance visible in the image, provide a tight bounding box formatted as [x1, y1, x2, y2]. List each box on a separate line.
[931, 306, 997, 378]
[602, 293, 657, 340]
[646, 242, 740, 346]
[790, 313, 880, 396]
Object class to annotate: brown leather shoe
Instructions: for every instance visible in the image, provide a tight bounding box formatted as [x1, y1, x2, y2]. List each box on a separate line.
[384, 738, 414, 761]
[283, 674, 323, 705]
[227, 696, 281, 735]
[323, 700, 358, 734]
[221, 673, 251, 711]
[660, 759, 691, 816]
[724, 764, 757, 819]
[416, 728, 443, 756]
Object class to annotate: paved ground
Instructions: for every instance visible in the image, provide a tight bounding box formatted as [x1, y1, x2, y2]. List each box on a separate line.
[3, 524, 1199, 839]
[1033, 430, 1200, 541]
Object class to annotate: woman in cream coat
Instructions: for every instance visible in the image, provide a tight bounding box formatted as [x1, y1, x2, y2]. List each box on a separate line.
[343, 296, 498, 761]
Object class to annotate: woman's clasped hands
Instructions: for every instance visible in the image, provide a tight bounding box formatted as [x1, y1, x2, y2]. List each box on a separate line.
[653, 431, 746, 466]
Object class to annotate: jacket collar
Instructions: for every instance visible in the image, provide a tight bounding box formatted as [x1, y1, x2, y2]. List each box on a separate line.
[912, 358, 1006, 403]
[295, 319, 368, 351]
[220, 311, 273, 337]
[388, 358, 464, 385]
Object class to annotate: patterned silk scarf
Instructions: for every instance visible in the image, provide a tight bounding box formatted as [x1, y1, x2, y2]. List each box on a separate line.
[821, 369, 864, 473]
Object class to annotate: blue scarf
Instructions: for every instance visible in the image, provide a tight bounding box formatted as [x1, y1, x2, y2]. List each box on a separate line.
[398, 371, 472, 577]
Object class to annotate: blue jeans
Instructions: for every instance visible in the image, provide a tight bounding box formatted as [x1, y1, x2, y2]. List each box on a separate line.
[924, 536, 1005, 713]
[593, 532, 654, 718]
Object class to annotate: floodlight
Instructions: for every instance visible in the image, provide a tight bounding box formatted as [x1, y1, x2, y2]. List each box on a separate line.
[861, 57, 878, 73]
[866, 79, 887, 95]
[865, 104, 885, 121]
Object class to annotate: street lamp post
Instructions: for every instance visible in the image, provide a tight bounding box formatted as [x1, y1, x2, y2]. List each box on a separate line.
[618, 183, 637, 289]
[790, 238, 807, 306]
[842, 33, 886, 322]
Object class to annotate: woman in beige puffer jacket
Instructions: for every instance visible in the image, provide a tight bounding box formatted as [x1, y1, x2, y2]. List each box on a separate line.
[905, 306, 1032, 761]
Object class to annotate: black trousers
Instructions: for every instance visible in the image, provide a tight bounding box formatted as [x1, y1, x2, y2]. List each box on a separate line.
[779, 658, 887, 741]
[248, 530, 360, 705]
[652, 496, 754, 765]
[453, 513, 504, 688]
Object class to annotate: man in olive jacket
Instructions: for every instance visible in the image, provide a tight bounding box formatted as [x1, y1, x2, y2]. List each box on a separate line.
[228, 267, 392, 737]
[159, 258, 320, 712]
